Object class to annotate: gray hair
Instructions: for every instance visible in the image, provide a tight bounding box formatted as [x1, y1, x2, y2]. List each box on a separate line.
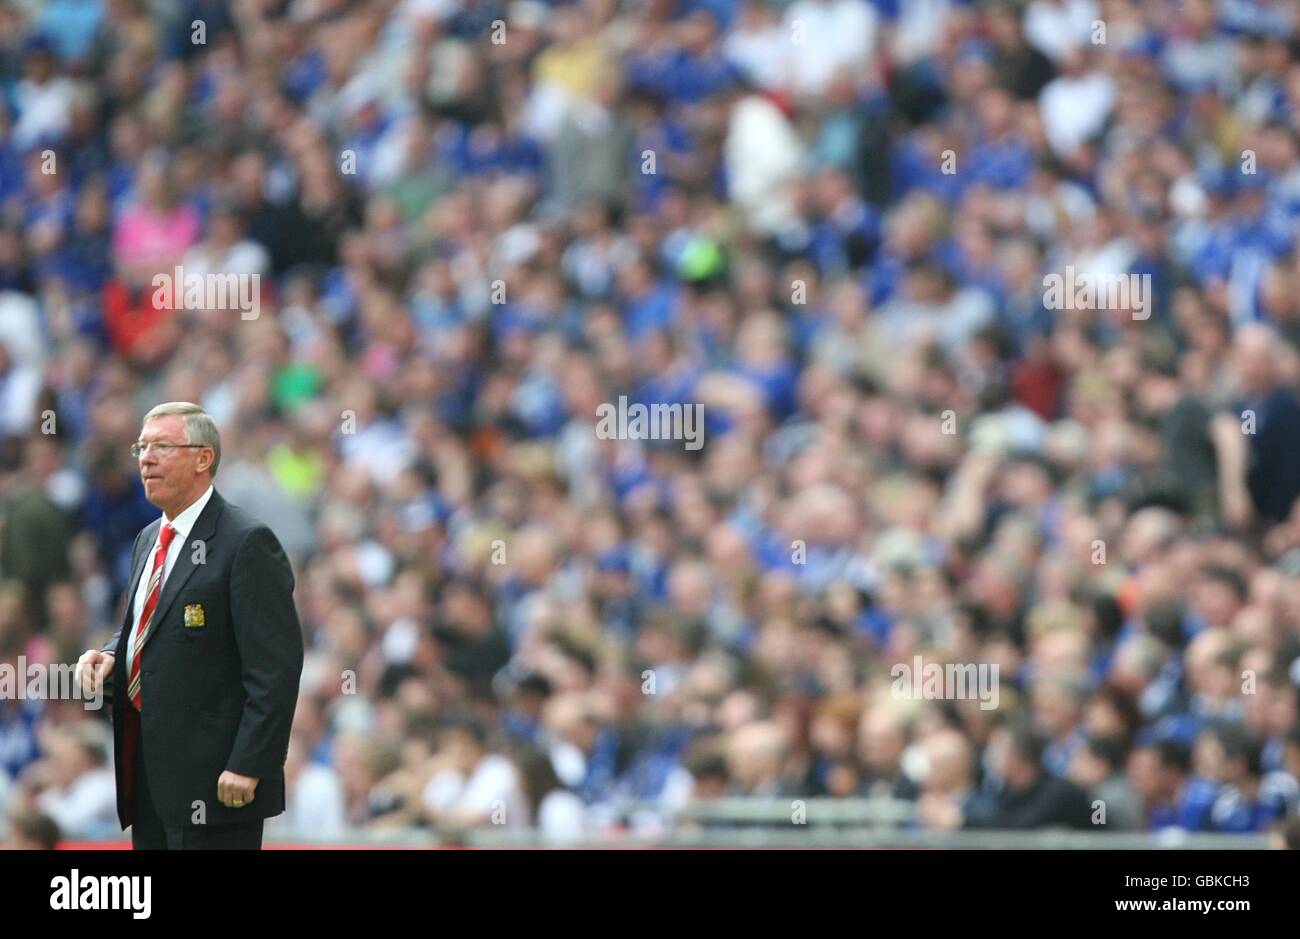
[142, 401, 221, 477]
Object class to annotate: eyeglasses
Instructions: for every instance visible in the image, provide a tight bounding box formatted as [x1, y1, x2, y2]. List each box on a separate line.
[131, 442, 208, 459]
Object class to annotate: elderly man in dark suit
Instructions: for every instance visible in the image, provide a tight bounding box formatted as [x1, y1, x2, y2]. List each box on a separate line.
[77, 402, 304, 849]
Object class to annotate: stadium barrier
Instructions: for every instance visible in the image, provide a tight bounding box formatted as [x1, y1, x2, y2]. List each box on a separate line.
[52, 798, 1272, 848]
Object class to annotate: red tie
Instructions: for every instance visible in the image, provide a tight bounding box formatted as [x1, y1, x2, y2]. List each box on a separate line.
[127, 524, 176, 710]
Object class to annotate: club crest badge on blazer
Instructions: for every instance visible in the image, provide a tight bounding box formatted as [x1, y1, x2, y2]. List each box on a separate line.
[183, 604, 206, 629]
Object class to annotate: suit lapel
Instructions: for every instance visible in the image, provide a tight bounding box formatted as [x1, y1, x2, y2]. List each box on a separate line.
[113, 519, 160, 702]
[137, 491, 225, 656]
[123, 519, 162, 632]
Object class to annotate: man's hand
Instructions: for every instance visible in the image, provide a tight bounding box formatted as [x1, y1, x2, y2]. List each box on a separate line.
[76, 650, 115, 695]
[217, 771, 259, 808]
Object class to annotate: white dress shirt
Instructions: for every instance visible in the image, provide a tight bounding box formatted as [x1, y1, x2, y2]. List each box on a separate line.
[36, 767, 119, 837]
[124, 485, 215, 665]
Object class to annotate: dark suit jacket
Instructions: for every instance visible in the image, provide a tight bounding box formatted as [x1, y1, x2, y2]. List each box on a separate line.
[963, 774, 1095, 830]
[101, 488, 304, 830]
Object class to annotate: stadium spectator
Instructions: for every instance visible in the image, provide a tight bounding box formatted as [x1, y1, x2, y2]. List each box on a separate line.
[511, 742, 587, 844]
[1129, 738, 1218, 831]
[964, 725, 1093, 829]
[0, 0, 1296, 848]
[23, 719, 115, 838]
[915, 727, 986, 831]
[420, 714, 528, 832]
[271, 729, 349, 840]
[3, 806, 60, 849]
[1067, 733, 1143, 830]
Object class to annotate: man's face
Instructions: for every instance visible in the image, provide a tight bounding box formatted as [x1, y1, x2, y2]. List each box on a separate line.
[137, 414, 209, 509]
[1195, 734, 1227, 782]
[1127, 748, 1161, 802]
[1002, 747, 1034, 790]
[1234, 338, 1275, 395]
[25, 51, 53, 83]
[48, 735, 86, 786]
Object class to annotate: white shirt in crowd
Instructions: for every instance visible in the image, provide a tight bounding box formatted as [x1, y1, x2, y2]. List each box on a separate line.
[181, 239, 270, 279]
[780, 0, 878, 97]
[421, 753, 529, 830]
[0, 291, 45, 372]
[272, 762, 348, 840]
[36, 766, 118, 838]
[1023, 0, 1099, 63]
[890, 0, 952, 66]
[724, 18, 791, 91]
[725, 94, 806, 237]
[1038, 70, 1116, 157]
[536, 789, 586, 845]
[13, 75, 76, 149]
[0, 357, 40, 439]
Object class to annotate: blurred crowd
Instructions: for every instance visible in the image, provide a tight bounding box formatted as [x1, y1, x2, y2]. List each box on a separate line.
[2, 0, 1300, 846]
